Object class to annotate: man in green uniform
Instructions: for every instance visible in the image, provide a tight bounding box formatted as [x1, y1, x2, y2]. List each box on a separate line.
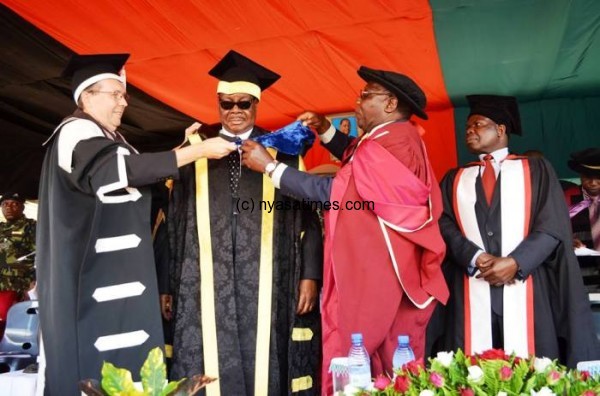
[0, 192, 36, 322]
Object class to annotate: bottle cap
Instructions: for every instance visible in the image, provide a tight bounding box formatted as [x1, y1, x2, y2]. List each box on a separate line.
[398, 335, 409, 344]
[351, 333, 363, 343]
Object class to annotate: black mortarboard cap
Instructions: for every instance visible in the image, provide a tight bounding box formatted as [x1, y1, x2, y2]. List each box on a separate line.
[568, 148, 600, 177]
[209, 50, 280, 100]
[357, 66, 428, 120]
[62, 53, 129, 103]
[467, 94, 522, 135]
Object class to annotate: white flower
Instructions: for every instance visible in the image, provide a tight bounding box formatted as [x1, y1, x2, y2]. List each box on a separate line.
[435, 351, 454, 368]
[498, 392, 508, 396]
[343, 384, 360, 396]
[531, 386, 556, 396]
[467, 365, 484, 384]
[533, 357, 552, 373]
[419, 391, 435, 396]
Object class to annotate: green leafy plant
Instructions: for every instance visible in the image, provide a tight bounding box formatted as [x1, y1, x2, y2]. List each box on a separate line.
[361, 349, 600, 396]
[79, 347, 216, 396]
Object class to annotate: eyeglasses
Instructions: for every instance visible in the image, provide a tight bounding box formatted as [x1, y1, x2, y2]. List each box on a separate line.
[90, 90, 130, 101]
[219, 100, 254, 110]
[358, 90, 392, 101]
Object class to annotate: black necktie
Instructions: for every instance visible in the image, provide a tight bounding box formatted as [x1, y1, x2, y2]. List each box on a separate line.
[219, 132, 237, 143]
[222, 133, 243, 267]
[228, 150, 241, 199]
[220, 133, 243, 198]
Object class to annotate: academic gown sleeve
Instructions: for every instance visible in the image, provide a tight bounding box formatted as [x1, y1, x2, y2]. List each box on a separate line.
[507, 158, 563, 277]
[321, 129, 353, 160]
[67, 135, 178, 194]
[438, 169, 482, 268]
[279, 167, 333, 203]
[276, 128, 351, 202]
[299, 208, 323, 281]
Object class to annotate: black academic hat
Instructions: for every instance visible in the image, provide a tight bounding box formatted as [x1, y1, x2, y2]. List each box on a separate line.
[62, 53, 130, 103]
[568, 148, 600, 177]
[209, 50, 280, 100]
[467, 94, 522, 135]
[357, 66, 428, 120]
[0, 192, 25, 204]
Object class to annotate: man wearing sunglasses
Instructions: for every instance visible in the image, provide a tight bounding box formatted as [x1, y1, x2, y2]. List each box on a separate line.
[167, 50, 323, 395]
[242, 66, 448, 394]
[36, 53, 235, 395]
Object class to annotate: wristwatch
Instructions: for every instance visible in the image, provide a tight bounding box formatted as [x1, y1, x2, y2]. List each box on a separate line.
[264, 160, 279, 177]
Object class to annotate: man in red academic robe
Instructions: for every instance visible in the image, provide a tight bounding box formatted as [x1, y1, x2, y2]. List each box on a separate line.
[242, 66, 448, 395]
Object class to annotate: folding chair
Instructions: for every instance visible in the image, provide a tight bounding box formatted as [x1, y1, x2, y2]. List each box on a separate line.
[0, 300, 39, 373]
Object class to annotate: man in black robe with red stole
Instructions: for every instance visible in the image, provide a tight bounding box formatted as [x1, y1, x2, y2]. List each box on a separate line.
[166, 50, 322, 395]
[427, 95, 600, 367]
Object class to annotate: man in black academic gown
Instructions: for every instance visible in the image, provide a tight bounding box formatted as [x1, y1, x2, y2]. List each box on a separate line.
[166, 50, 323, 395]
[36, 54, 235, 395]
[427, 95, 600, 367]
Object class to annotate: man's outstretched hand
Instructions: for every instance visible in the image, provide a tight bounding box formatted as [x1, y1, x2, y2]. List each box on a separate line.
[297, 111, 331, 135]
[241, 140, 275, 173]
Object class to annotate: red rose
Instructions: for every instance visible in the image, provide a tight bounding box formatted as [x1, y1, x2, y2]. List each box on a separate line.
[547, 370, 562, 385]
[478, 348, 509, 360]
[374, 374, 391, 390]
[514, 356, 523, 365]
[581, 391, 596, 396]
[405, 358, 424, 376]
[394, 375, 411, 393]
[499, 366, 513, 381]
[580, 371, 591, 381]
[459, 387, 475, 396]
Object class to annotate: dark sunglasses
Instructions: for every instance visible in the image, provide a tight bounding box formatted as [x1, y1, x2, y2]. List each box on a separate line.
[219, 100, 254, 110]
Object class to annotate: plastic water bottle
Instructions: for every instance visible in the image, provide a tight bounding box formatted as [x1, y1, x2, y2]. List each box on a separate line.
[347, 333, 371, 388]
[392, 335, 415, 372]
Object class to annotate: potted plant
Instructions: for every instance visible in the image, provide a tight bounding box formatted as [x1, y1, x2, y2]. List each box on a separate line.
[79, 347, 216, 396]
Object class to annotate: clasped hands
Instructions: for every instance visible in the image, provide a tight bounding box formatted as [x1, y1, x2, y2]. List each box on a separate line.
[475, 252, 519, 287]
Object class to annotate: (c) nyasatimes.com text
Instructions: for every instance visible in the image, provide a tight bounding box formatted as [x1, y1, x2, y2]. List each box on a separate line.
[235, 198, 375, 213]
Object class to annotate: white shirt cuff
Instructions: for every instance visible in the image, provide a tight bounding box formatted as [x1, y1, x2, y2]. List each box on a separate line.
[319, 124, 336, 144]
[469, 250, 484, 275]
[270, 163, 288, 189]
